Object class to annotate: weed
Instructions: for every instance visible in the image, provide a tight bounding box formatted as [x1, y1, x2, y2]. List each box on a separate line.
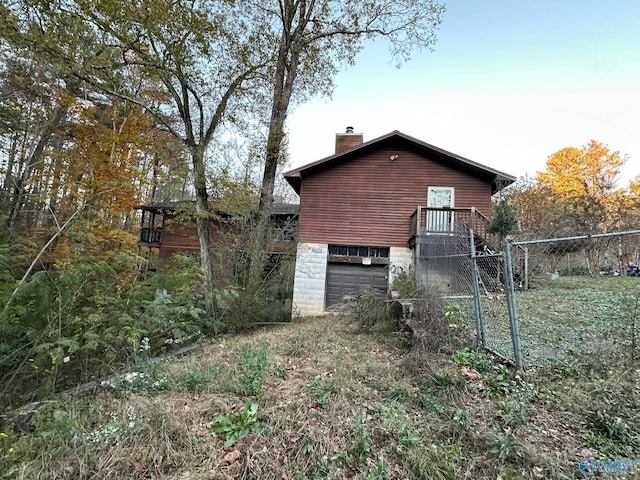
[298, 456, 333, 480]
[386, 387, 409, 402]
[485, 364, 513, 397]
[452, 347, 480, 367]
[582, 432, 634, 458]
[402, 443, 463, 480]
[348, 417, 371, 463]
[80, 407, 139, 446]
[498, 400, 528, 429]
[233, 343, 267, 396]
[300, 434, 315, 455]
[390, 265, 418, 298]
[359, 454, 392, 479]
[112, 364, 171, 398]
[426, 371, 468, 402]
[411, 289, 472, 355]
[306, 377, 335, 407]
[175, 369, 216, 394]
[444, 305, 466, 329]
[415, 389, 446, 414]
[272, 364, 286, 378]
[586, 409, 636, 444]
[211, 402, 270, 448]
[487, 429, 521, 460]
[395, 416, 420, 447]
[451, 408, 471, 428]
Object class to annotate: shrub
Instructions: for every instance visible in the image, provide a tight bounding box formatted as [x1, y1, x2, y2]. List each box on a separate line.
[347, 286, 391, 330]
[412, 289, 470, 355]
[390, 265, 418, 298]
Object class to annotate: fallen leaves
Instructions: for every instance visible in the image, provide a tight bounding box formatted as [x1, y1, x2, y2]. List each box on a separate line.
[460, 366, 483, 381]
[221, 448, 241, 466]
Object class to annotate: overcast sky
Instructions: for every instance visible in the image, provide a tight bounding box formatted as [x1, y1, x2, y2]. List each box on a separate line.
[285, 0, 640, 187]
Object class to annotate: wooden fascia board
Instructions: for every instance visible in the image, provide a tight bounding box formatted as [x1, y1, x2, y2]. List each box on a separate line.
[283, 130, 516, 192]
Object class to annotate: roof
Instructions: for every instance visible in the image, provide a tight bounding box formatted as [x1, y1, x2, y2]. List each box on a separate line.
[136, 200, 299, 216]
[283, 130, 516, 195]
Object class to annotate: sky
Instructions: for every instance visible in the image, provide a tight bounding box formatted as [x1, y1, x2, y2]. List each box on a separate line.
[285, 0, 640, 187]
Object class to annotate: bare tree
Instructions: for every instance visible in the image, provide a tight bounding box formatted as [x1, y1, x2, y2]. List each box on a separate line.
[257, 0, 445, 217]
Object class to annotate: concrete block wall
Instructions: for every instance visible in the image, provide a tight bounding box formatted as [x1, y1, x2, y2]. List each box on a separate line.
[389, 247, 414, 291]
[291, 242, 328, 316]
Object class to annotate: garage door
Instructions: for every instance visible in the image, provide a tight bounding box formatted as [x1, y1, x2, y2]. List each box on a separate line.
[325, 263, 388, 308]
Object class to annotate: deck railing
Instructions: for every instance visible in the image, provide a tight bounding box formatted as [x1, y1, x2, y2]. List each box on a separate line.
[410, 206, 496, 249]
[139, 227, 162, 244]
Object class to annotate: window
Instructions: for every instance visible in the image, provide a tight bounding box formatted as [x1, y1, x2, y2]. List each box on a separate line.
[328, 245, 390, 258]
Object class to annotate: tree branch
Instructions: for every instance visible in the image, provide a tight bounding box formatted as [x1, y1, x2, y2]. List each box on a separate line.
[1, 205, 84, 320]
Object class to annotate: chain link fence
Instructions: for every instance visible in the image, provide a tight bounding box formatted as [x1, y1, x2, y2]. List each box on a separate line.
[511, 230, 640, 367]
[415, 226, 522, 367]
[415, 227, 640, 369]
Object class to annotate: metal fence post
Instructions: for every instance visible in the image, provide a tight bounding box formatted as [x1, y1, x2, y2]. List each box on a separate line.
[503, 236, 523, 370]
[469, 228, 486, 347]
[524, 246, 529, 291]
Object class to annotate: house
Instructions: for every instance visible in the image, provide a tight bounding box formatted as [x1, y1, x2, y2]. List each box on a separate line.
[136, 201, 299, 270]
[283, 128, 516, 316]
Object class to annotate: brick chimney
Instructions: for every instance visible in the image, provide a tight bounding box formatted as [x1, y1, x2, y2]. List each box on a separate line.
[335, 126, 363, 154]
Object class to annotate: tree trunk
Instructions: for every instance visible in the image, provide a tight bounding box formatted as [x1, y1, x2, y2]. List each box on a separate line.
[6, 106, 65, 230]
[251, 28, 302, 284]
[258, 22, 302, 219]
[191, 147, 216, 318]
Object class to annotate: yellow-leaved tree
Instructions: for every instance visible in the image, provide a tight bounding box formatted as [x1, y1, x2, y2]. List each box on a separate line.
[536, 140, 632, 275]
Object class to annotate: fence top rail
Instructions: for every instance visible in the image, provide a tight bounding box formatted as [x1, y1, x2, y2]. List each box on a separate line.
[512, 229, 640, 246]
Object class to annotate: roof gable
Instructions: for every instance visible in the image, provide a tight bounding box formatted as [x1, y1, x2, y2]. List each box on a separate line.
[284, 130, 516, 195]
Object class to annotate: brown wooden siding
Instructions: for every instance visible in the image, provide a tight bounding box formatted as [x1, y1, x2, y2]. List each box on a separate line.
[158, 222, 201, 259]
[298, 147, 492, 247]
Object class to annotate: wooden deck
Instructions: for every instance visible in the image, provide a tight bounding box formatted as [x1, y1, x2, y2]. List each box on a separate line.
[409, 206, 497, 251]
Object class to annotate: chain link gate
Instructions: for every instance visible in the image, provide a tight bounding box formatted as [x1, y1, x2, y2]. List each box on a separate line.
[415, 226, 523, 369]
[470, 233, 522, 369]
[418, 228, 640, 370]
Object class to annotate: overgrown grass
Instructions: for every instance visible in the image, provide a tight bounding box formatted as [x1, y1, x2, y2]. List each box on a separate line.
[1, 304, 638, 479]
[487, 275, 640, 366]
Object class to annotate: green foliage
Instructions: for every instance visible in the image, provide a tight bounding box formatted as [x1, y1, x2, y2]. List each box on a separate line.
[390, 265, 418, 298]
[306, 377, 333, 407]
[557, 264, 590, 276]
[0, 239, 211, 409]
[444, 305, 466, 330]
[402, 443, 463, 480]
[359, 455, 391, 480]
[488, 197, 519, 238]
[232, 343, 268, 396]
[487, 429, 521, 460]
[452, 347, 480, 367]
[586, 410, 636, 444]
[348, 416, 371, 463]
[425, 372, 468, 402]
[175, 369, 218, 394]
[581, 432, 635, 458]
[485, 364, 514, 397]
[218, 288, 291, 330]
[211, 402, 269, 448]
[412, 291, 472, 355]
[111, 365, 171, 398]
[395, 416, 421, 447]
[415, 388, 446, 414]
[451, 408, 471, 428]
